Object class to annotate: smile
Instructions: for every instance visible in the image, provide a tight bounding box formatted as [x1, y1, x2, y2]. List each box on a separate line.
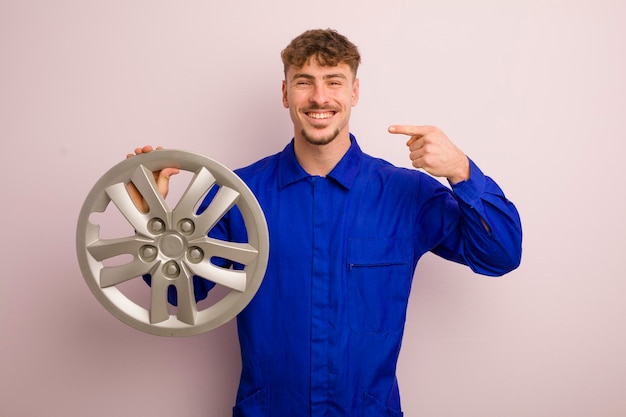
[306, 111, 335, 120]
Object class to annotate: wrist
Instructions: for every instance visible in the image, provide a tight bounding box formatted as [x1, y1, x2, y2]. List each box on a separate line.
[447, 156, 470, 185]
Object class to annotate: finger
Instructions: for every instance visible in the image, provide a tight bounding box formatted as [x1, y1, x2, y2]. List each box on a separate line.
[133, 145, 156, 155]
[154, 168, 179, 184]
[159, 168, 179, 193]
[407, 135, 425, 151]
[409, 144, 425, 159]
[409, 154, 425, 170]
[161, 167, 180, 178]
[388, 125, 433, 137]
[389, 125, 432, 147]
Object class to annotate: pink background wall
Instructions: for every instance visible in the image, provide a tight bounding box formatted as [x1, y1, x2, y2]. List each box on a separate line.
[2, 1, 625, 416]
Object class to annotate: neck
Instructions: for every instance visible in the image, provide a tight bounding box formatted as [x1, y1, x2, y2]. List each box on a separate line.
[293, 132, 351, 176]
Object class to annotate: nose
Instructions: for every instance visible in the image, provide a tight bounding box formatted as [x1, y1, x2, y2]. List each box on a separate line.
[310, 84, 329, 106]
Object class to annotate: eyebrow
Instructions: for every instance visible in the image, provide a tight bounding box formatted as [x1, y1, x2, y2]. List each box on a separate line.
[291, 72, 348, 81]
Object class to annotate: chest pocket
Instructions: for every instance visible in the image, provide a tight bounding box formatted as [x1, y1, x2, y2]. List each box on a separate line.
[347, 237, 413, 334]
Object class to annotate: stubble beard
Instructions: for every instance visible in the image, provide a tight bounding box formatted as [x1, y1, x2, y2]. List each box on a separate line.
[301, 127, 341, 146]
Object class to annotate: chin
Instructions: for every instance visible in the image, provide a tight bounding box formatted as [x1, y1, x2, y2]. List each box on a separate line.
[301, 128, 340, 146]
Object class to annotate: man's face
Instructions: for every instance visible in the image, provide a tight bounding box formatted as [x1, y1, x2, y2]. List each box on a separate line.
[282, 59, 359, 146]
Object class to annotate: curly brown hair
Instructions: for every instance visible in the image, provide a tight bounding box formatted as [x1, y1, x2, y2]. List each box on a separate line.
[281, 29, 361, 77]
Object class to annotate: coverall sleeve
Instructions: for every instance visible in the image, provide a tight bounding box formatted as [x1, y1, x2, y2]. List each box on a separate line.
[431, 158, 523, 276]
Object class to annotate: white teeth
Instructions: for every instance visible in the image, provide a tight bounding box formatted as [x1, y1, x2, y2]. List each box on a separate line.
[308, 112, 333, 119]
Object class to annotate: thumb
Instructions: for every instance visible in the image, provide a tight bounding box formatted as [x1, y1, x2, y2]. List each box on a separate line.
[160, 167, 180, 179]
[155, 168, 180, 198]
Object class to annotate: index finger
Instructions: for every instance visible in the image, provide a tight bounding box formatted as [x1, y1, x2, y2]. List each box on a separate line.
[388, 125, 434, 146]
[388, 125, 432, 136]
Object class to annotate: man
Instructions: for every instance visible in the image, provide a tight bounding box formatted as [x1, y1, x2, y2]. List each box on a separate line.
[130, 29, 522, 416]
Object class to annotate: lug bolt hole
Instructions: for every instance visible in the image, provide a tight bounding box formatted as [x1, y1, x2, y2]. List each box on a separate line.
[149, 218, 166, 234]
[188, 247, 204, 263]
[163, 261, 180, 278]
[140, 245, 158, 262]
[178, 219, 195, 235]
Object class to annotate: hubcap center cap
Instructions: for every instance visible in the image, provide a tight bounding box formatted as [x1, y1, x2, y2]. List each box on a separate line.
[160, 233, 186, 258]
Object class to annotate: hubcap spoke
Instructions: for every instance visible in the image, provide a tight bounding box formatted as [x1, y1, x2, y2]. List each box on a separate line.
[100, 259, 158, 288]
[173, 167, 217, 229]
[175, 264, 199, 325]
[187, 262, 247, 293]
[149, 267, 171, 324]
[105, 182, 152, 236]
[131, 165, 170, 221]
[87, 236, 151, 261]
[192, 237, 259, 265]
[190, 185, 240, 240]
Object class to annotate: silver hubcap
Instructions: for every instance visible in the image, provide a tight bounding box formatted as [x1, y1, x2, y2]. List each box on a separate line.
[76, 150, 269, 336]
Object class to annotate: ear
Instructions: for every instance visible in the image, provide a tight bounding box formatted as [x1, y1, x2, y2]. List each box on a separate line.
[282, 80, 289, 108]
[352, 78, 360, 106]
